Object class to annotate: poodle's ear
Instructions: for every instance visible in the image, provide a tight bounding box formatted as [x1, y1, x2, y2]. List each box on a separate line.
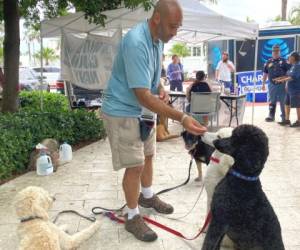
[32, 203, 49, 220]
[15, 195, 34, 219]
[14, 192, 49, 220]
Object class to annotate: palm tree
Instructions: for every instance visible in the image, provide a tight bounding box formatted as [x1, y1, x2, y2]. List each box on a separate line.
[23, 26, 40, 65]
[289, 4, 300, 25]
[281, 0, 288, 21]
[33, 47, 58, 65]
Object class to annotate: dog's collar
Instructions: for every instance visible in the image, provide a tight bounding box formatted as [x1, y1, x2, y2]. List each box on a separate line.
[229, 169, 259, 181]
[210, 156, 220, 164]
[20, 216, 43, 223]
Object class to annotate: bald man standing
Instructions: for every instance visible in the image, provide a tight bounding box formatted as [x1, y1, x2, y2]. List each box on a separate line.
[102, 0, 207, 242]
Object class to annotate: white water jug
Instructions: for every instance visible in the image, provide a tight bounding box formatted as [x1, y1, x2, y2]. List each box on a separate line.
[59, 142, 72, 162]
[36, 151, 53, 176]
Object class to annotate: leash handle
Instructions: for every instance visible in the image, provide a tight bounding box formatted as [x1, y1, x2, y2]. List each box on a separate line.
[92, 205, 126, 215]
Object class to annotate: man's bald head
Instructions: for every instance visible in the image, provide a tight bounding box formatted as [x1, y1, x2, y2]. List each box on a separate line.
[150, 0, 183, 43]
[153, 0, 182, 17]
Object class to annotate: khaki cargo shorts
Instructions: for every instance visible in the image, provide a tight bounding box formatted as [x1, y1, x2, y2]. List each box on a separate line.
[102, 113, 156, 171]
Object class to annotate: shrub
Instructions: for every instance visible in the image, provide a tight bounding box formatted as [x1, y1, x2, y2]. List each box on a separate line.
[19, 91, 69, 112]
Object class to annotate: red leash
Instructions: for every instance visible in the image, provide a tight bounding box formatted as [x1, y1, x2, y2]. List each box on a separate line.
[104, 211, 212, 240]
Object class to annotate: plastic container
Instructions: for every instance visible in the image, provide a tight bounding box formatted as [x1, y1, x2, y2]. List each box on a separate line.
[36, 150, 53, 176]
[59, 142, 73, 162]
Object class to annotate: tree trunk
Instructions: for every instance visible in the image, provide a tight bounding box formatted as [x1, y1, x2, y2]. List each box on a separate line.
[281, 0, 288, 21]
[1, 0, 20, 113]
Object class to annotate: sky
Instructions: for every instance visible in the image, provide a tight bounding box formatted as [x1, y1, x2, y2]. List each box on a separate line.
[206, 0, 300, 25]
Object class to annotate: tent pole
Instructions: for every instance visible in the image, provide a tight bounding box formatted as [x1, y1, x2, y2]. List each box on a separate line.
[40, 27, 44, 111]
[252, 38, 258, 124]
[233, 40, 237, 88]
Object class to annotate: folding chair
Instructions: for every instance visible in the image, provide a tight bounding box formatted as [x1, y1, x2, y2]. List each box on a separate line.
[190, 92, 220, 128]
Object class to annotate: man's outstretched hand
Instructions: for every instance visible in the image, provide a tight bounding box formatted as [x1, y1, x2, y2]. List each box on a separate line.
[182, 116, 207, 135]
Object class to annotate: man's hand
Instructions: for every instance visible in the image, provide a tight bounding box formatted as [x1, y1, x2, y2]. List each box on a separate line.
[262, 82, 266, 91]
[158, 86, 169, 104]
[182, 115, 207, 135]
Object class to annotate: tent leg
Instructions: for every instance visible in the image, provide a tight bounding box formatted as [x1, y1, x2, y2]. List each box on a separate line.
[252, 38, 258, 124]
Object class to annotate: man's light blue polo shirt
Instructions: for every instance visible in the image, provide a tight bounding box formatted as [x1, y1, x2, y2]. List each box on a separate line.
[102, 21, 163, 117]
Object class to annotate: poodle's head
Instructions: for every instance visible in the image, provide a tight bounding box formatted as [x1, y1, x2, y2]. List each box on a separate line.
[14, 186, 55, 221]
[213, 125, 269, 176]
[202, 127, 233, 148]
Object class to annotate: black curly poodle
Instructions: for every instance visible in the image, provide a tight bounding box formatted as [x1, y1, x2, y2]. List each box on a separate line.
[202, 124, 284, 250]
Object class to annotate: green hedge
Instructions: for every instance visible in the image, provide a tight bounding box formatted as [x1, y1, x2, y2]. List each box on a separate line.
[0, 92, 106, 181]
[19, 91, 69, 112]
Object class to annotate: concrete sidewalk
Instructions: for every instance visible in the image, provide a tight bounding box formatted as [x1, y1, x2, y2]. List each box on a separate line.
[0, 105, 300, 250]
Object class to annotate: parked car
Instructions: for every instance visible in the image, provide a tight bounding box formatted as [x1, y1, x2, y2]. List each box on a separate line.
[19, 67, 48, 91]
[31, 66, 64, 93]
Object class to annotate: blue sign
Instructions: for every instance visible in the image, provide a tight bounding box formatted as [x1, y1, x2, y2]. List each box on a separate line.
[236, 70, 268, 102]
[261, 38, 290, 63]
[257, 37, 294, 69]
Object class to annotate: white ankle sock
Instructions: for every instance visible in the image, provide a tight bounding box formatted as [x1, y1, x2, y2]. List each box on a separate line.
[141, 186, 154, 199]
[127, 206, 139, 220]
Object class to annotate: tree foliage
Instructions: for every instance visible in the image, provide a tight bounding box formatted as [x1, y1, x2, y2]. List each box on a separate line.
[33, 47, 59, 65]
[18, 0, 154, 29]
[169, 43, 191, 58]
[289, 4, 300, 25]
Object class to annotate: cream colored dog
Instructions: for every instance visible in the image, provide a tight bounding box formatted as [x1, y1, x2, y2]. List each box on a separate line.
[202, 127, 235, 214]
[15, 186, 101, 250]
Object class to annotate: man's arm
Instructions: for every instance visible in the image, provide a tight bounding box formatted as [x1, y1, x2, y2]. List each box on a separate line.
[262, 72, 268, 91]
[215, 69, 219, 80]
[134, 88, 207, 135]
[227, 61, 235, 72]
[215, 61, 221, 80]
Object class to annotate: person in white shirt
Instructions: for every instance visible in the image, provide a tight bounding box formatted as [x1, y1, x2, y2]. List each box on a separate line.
[215, 51, 236, 93]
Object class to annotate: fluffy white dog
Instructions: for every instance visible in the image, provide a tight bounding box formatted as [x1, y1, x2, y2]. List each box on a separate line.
[202, 127, 234, 214]
[15, 186, 101, 250]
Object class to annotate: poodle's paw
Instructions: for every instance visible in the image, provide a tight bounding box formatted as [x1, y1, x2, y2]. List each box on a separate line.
[93, 220, 101, 230]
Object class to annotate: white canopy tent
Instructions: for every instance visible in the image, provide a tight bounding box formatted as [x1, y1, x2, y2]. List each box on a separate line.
[40, 0, 259, 123]
[41, 0, 258, 42]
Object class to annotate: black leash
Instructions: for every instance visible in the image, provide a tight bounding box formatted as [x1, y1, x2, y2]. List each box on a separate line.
[53, 209, 96, 224]
[91, 158, 194, 215]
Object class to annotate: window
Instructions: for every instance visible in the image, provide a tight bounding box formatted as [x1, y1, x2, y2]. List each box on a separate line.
[187, 46, 192, 57]
[193, 47, 201, 57]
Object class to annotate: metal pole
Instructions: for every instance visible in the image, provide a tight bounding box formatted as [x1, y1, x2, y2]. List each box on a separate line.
[252, 38, 259, 124]
[40, 27, 44, 111]
[233, 40, 237, 88]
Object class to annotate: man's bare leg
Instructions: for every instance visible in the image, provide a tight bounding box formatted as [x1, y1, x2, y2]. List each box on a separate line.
[123, 166, 144, 209]
[141, 155, 153, 188]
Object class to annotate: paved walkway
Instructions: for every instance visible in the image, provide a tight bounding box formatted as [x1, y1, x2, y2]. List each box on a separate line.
[0, 104, 300, 250]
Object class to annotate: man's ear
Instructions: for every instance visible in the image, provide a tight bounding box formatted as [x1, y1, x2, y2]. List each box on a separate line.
[153, 11, 161, 25]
